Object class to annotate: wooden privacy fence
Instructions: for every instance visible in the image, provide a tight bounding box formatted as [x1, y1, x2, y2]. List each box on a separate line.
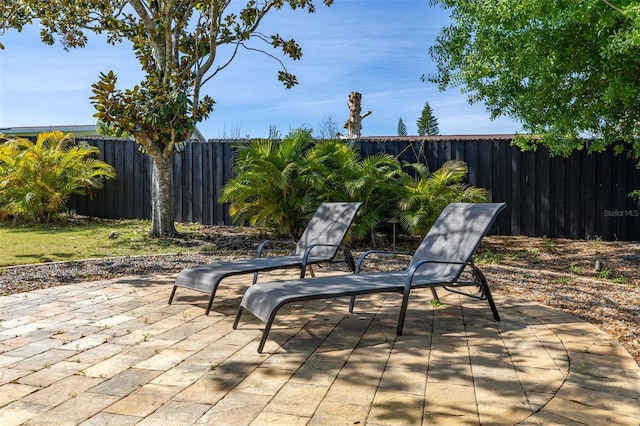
[70, 136, 640, 241]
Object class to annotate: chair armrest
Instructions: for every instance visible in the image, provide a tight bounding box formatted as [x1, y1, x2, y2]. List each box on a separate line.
[405, 259, 471, 288]
[301, 243, 356, 272]
[407, 259, 468, 275]
[355, 250, 413, 273]
[256, 239, 297, 257]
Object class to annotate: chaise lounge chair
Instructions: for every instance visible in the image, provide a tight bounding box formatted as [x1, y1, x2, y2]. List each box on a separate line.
[233, 202, 506, 352]
[168, 202, 363, 314]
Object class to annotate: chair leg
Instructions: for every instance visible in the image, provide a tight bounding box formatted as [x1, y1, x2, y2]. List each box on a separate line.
[168, 286, 177, 305]
[232, 307, 244, 329]
[205, 291, 217, 315]
[342, 246, 356, 272]
[430, 287, 439, 301]
[477, 270, 500, 321]
[396, 288, 411, 335]
[257, 315, 276, 353]
[299, 265, 315, 279]
[204, 281, 224, 315]
[234, 306, 277, 353]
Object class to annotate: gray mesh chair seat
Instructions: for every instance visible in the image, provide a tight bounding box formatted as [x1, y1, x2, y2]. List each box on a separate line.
[233, 202, 507, 352]
[168, 202, 362, 314]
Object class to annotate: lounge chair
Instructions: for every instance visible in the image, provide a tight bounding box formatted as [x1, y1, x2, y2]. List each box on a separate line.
[233, 202, 506, 352]
[168, 202, 363, 314]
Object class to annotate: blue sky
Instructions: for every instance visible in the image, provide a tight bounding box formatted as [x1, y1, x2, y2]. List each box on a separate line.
[0, 1, 521, 139]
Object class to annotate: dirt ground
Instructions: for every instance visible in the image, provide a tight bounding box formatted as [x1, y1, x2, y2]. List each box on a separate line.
[478, 235, 640, 365]
[479, 235, 640, 282]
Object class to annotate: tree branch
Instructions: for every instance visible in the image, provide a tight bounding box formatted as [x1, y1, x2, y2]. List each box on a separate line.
[602, 0, 623, 13]
[128, 0, 165, 70]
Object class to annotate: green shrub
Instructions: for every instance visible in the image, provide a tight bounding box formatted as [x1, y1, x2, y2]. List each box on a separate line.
[398, 160, 489, 236]
[0, 131, 116, 223]
[219, 129, 316, 237]
[344, 153, 406, 243]
[220, 132, 408, 241]
[219, 130, 489, 241]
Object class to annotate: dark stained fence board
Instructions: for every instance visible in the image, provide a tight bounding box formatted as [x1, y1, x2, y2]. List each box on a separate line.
[69, 137, 640, 241]
[387, 139, 401, 160]
[451, 139, 465, 163]
[214, 141, 228, 225]
[182, 146, 194, 223]
[132, 144, 146, 219]
[201, 144, 213, 224]
[122, 141, 134, 218]
[536, 148, 551, 237]
[521, 150, 536, 236]
[192, 144, 204, 224]
[491, 139, 509, 235]
[583, 153, 597, 239]
[465, 141, 480, 187]
[568, 153, 583, 239]
[414, 140, 429, 164]
[426, 140, 439, 171]
[509, 148, 521, 236]
[549, 156, 566, 238]
[103, 140, 117, 218]
[92, 139, 109, 217]
[442, 139, 452, 164]
[614, 154, 629, 239]
[173, 150, 184, 222]
[223, 142, 234, 225]
[597, 150, 613, 239]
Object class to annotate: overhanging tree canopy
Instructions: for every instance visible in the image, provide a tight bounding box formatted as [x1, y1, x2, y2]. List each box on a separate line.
[428, 0, 640, 172]
[0, 0, 333, 236]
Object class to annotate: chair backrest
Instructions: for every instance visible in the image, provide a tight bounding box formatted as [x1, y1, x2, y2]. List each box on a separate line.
[408, 203, 507, 280]
[293, 202, 363, 258]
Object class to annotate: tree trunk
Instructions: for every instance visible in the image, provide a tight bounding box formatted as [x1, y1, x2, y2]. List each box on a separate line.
[149, 154, 177, 238]
[343, 91, 371, 138]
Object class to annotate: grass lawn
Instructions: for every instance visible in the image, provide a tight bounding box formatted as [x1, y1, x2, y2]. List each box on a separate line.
[0, 219, 203, 267]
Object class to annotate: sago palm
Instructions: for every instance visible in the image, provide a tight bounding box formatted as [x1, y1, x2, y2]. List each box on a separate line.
[399, 160, 489, 236]
[0, 131, 116, 223]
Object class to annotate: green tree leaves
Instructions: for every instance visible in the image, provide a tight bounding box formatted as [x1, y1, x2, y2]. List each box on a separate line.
[397, 118, 408, 136]
[1, 0, 332, 236]
[429, 0, 640, 162]
[417, 102, 439, 136]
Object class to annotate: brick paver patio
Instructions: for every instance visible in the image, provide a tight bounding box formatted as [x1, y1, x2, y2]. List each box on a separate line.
[0, 271, 639, 425]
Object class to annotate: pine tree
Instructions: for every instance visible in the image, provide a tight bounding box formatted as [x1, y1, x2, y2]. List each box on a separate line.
[397, 118, 407, 136]
[417, 102, 439, 136]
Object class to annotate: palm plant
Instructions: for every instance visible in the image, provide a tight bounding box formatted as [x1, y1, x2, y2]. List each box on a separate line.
[0, 131, 116, 223]
[219, 129, 316, 237]
[301, 139, 360, 203]
[399, 160, 489, 236]
[345, 153, 406, 244]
